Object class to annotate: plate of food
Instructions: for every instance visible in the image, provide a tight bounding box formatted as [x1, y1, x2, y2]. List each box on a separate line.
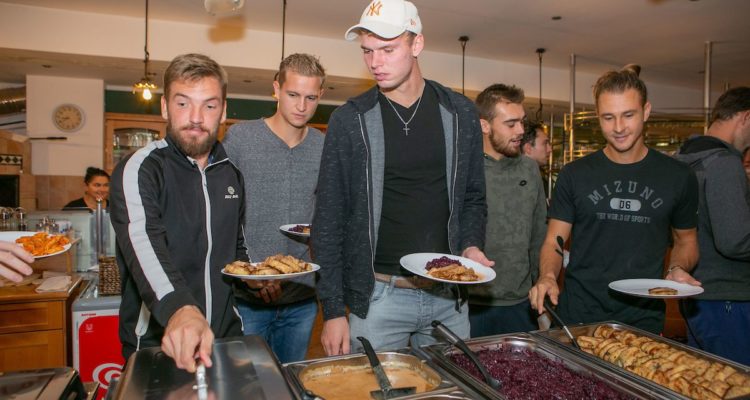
[279, 224, 311, 237]
[222, 254, 320, 280]
[608, 278, 704, 298]
[0, 231, 72, 259]
[399, 253, 495, 285]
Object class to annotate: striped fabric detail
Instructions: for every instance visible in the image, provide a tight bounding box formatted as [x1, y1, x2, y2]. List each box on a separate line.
[122, 139, 174, 300]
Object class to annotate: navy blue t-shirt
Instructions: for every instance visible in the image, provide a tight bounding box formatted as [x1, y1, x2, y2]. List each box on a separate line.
[549, 148, 698, 333]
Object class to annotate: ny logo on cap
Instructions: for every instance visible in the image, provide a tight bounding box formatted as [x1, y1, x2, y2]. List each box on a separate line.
[367, 0, 383, 16]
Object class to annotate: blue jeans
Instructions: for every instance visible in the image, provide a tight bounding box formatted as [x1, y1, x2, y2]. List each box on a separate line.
[349, 278, 469, 353]
[683, 299, 750, 366]
[469, 299, 538, 337]
[236, 297, 318, 363]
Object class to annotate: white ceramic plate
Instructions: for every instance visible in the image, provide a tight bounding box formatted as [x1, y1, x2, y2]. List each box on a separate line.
[608, 278, 704, 298]
[279, 224, 311, 238]
[399, 252, 496, 285]
[0, 231, 72, 259]
[222, 262, 320, 280]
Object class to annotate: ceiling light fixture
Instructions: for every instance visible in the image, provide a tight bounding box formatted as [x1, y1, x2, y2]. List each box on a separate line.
[459, 36, 469, 95]
[281, 0, 287, 60]
[204, 0, 245, 15]
[132, 0, 157, 101]
[536, 47, 546, 121]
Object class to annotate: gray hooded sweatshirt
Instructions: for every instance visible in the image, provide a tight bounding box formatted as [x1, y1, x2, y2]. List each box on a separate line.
[675, 135, 750, 300]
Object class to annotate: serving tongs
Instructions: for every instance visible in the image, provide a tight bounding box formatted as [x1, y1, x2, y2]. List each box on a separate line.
[357, 336, 417, 399]
[193, 360, 208, 400]
[431, 320, 501, 390]
[544, 296, 582, 350]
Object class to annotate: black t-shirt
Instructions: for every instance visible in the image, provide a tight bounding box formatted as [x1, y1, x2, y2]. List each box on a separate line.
[549, 149, 698, 333]
[374, 85, 450, 276]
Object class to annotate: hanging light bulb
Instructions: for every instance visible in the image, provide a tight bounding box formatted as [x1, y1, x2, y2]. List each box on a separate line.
[132, 0, 157, 101]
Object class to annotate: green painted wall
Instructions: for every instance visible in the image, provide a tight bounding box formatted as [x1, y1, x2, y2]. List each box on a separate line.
[104, 90, 336, 124]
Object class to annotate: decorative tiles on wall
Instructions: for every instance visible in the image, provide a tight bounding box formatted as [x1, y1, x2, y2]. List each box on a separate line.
[0, 154, 23, 166]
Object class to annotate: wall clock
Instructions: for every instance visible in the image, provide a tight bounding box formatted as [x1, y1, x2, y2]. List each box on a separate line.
[52, 103, 85, 132]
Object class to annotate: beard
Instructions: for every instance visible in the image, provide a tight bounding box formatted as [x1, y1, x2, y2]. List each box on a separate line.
[167, 122, 218, 159]
[490, 132, 521, 158]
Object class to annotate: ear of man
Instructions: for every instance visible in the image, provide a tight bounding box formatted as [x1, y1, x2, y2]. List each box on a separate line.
[480, 118, 491, 136]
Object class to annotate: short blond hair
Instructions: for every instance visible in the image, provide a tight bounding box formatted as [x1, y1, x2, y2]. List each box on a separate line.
[277, 53, 326, 88]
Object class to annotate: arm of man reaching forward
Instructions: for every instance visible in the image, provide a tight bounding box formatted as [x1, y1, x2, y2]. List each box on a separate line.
[528, 218, 572, 315]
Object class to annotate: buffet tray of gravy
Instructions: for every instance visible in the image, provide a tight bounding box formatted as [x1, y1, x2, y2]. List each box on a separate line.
[283, 348, 488, 399]
[415, 332, 680, 400]
[531, 321, 750, 400]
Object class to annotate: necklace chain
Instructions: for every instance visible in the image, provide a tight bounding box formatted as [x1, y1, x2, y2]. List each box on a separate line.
[384, 94, 423, 135]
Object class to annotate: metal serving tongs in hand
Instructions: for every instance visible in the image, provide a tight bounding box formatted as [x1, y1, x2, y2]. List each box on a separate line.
[431, 320, 501, 390]
[193, 360, 208, 400]
[543, 296, 582, 350]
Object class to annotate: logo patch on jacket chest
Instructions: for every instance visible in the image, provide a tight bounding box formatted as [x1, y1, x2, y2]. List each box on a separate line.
[225, 185, 239, 199]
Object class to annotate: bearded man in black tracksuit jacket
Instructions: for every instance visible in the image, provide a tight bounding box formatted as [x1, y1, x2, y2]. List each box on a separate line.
[110, 54, 247, 373]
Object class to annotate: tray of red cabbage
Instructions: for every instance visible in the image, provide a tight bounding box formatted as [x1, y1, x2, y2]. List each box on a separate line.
[420, 333, 679, 400]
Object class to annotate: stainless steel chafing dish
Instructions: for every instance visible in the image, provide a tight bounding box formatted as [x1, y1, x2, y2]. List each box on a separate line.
[532, 321, 750, 399]
[109, 335, 295, 400]
[418, 332, 679, 400]
[283, 349, 486, 399]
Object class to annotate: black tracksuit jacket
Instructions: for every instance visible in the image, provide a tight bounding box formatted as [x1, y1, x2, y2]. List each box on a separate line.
[110, 135, 248, 359]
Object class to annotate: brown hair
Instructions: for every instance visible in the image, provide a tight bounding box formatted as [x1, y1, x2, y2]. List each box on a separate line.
[163, 53, 228, 101]
[277, 53, 326, 88]
[520, 120, 544, 149]
[593, 64, 648, 108]
[475, 83, 525, 121]
[710, 86, 750, 125]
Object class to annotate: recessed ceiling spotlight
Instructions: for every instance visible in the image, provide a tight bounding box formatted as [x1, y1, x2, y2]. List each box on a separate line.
[551, 15, 562, 21]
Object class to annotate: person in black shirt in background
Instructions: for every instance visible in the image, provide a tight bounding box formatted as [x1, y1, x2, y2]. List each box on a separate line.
[63, 167, 110, 211]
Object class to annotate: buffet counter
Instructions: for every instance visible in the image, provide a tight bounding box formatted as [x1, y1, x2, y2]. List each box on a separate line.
[105, 320, 750, 400]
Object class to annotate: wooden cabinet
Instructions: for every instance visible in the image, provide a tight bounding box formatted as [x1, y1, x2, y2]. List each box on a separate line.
[104, 113, 166, 173]
[0, 276, 83, 372]
[104, 113, 240, 172]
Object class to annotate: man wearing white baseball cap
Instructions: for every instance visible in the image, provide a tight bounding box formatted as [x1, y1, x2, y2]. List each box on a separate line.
[312, 0, 491, 355]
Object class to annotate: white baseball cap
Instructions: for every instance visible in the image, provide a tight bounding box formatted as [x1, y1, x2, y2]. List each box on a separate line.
[345, 0, 422, 41]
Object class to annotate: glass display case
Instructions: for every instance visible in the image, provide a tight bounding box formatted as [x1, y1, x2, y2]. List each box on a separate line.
[25, 210, 116, 271]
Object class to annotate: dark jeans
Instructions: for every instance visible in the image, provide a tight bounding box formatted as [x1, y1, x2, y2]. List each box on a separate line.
[236, 297, 318, 364]
[682, 299, 750, 366]
[468, 299, 538, 337]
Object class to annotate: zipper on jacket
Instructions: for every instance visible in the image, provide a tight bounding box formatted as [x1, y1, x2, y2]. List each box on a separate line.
[195, 161, 214, 324]
[358, 114, 376, 282]
[447, 112, 459, 255]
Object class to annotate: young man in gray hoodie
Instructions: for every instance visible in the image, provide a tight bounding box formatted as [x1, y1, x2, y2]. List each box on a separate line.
[674, 86, 750, 365]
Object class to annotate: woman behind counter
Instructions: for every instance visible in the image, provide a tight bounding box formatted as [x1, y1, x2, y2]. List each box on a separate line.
[63, 167, 110, 211]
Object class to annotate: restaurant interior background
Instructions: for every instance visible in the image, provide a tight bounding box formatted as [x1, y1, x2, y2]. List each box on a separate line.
[0, 1, 749, 396]
[1, 0, 749, 212]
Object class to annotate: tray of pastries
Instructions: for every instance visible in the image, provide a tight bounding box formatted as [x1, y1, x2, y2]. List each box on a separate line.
[532, 321, 750, 399]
